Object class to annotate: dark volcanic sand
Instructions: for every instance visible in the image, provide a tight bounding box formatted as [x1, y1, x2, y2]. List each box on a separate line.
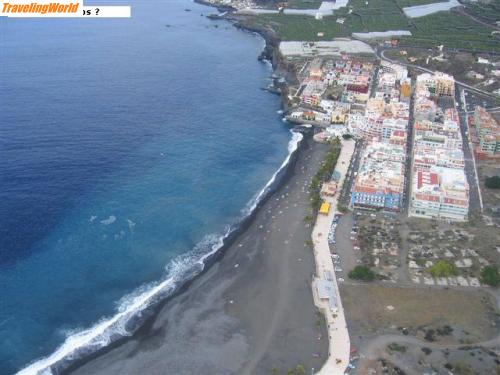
[69, 139, 329, 375]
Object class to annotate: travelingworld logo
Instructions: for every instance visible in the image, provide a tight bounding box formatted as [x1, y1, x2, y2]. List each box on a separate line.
[1, 0, 131, 17]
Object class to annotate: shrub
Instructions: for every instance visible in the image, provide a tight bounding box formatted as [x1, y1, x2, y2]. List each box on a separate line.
[337, 204, 349, 213]
[480, 265, 500, 287]
[428, 260, 458, 278]
[348, 265, 376, 281]
[295, 365, 306, 375]
[387, 343, 407, 353]
[485, 176, 500, 189]
[303, 215, 314, 224]
[421, 347, 432, 355]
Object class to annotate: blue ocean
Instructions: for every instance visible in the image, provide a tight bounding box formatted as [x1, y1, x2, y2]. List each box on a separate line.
[0, 1, 294, 373]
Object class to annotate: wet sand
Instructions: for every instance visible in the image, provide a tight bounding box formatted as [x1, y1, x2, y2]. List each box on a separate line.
[69, 138, 329, 375]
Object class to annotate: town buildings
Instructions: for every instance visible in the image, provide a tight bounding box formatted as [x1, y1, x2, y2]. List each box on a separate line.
[409, 72, 469, 221]
[290, 56, 375, 128]
[472, 106, 500, 159]
[350, 141, 406, 210]
[348, 60, 410, 144]
[349, 61, 410, 212]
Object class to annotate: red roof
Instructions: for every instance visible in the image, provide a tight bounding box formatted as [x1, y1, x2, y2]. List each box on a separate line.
[392, 130, 405, 137]
[415, 193, 440, 202]
[353, 186, 379, 194]
[417, 171, 439, 189]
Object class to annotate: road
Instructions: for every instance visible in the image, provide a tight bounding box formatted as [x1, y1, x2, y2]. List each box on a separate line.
[455, 87, 483, 213]
[403, 76, 416, 215]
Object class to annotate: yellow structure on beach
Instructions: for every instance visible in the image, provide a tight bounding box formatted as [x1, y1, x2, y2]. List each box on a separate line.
[319, 202, 331, 215]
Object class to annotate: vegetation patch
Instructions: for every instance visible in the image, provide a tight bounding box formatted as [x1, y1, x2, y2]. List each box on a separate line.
[480, 265, 500, 287]
[248, 1, 500, 52]
[309, 138, 341, 211]
[485, 176, 500, 189]
[348, 265, 376, 281]
[387, 342, 407, 353]
[428, 260, 458, 278]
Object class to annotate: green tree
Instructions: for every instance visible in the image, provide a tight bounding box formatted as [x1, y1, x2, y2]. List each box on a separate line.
[485, 176, 500, 189]
[303, 215, 314, 224]
[348, 265, 376, 281]
[309, 141, 342, 211]
[481, 265, 500, 287]
[428, 260, 458, 277]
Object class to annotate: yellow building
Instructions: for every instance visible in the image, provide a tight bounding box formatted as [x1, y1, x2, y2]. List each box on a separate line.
[331, 111, 347, 124]
[400, 80, 411, 98]
[435, 72, 455, 96]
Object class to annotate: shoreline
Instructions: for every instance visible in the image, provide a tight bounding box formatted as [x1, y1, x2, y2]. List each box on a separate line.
[194, 0, 288, 91]
[65, 133, 331, 375]
[27, 130, 308, 375]
[18, 3, 314, 374]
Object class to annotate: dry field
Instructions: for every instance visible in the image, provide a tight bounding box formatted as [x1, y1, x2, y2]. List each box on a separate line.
[341, 284, 499, 345]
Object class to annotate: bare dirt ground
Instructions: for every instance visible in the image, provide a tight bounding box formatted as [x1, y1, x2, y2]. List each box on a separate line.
[478, 162, 500, 226]
[360, 337, 500, 375]
[341, 284, 498, 345]
[340, 283, 500, 374]
[359, 342, 500, 375]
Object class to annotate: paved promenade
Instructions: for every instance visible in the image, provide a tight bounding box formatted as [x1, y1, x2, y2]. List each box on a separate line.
[311, 139, 355, 375]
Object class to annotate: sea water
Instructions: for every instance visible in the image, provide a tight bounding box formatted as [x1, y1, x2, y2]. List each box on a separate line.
[0, 1, 293, 373]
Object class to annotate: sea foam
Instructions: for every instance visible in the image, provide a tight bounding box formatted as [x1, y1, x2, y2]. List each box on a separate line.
[100, 216, 116, 225]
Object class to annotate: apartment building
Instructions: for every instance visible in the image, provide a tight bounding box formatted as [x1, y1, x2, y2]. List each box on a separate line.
[410, 167, 469, 221]
[473, 106, 500, 158]
[351, 141, 406, 211]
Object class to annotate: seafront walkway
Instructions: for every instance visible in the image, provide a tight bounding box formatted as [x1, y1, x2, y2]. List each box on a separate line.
[311, 139, 355, 375]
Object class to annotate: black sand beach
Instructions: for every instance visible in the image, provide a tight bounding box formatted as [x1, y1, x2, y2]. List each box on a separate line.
[69, 138, 330, 375]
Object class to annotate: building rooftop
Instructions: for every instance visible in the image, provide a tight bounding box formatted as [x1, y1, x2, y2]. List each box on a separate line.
[353, 141, 406, 194]
[279, 40, 374, 57]
[413, 166, 469, 203]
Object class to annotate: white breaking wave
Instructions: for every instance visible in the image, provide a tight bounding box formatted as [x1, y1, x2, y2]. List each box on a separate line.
[242, 130, 303, 216]
[17, 130, 303, 375]
[100, 215, 116, 225]
[127, 219, 136, 232]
